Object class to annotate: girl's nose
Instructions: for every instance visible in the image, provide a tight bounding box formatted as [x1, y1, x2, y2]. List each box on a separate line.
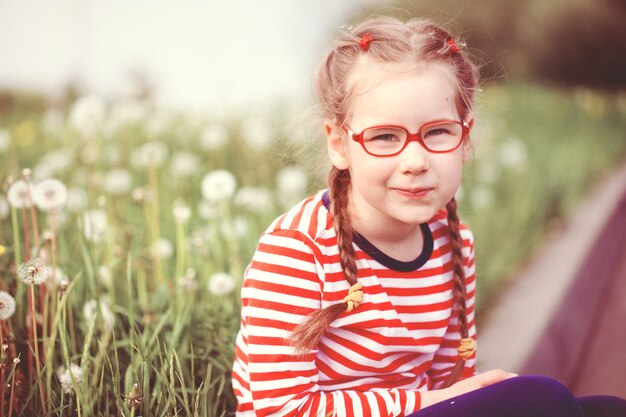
[399, 141, 430, 173]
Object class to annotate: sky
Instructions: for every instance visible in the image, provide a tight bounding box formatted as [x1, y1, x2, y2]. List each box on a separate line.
[0, 0, 384, 112]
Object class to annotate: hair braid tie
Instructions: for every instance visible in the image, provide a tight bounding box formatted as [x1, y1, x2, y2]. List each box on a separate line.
[342, 282, 363, 312]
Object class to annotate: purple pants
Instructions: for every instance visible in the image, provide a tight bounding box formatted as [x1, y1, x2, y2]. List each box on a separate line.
[409, 375, 626, 417]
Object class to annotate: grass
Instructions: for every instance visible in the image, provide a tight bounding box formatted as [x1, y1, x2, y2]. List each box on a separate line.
[0, 83, 625, 415]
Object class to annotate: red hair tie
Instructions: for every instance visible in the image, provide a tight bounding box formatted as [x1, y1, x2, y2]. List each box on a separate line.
[447, 37, 461, 53]
[359, 32, 373, 51]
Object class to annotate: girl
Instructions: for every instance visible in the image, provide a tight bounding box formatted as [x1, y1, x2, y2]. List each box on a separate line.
[231, 16, 626, 417]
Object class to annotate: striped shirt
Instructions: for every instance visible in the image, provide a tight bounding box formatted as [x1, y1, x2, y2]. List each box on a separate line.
[232, 190, 477, 417]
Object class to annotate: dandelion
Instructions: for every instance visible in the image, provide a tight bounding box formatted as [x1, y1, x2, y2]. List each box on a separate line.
[131, 142, 168, 168]
[276, 165, 308, 203]
[82, 209, 107, 243]
[66, 187, 88, 212]
[234, 186, 274, 213]
[221, 216, 249, 238]
[44, 266, 68, 290]
[172, 201, 191, 224]
[97, 265, 111, 287]
[241, 117, 273, 151]
[151, 238, 173, 259]
[177, 271, 198, 291]
[208, 272, 236, 296]
[7, 179, 34, 208]
[83, 297, 114, 330]
[103, 168, 132, 195]
[198, 200, 219, 220]
[201, 169, 237, 202]
[0, 291, 16, 320]
[169, 151, 200, 177]
[18, 257, 46, 285]
[56, 363, 83, 394]
[200, 123, 228, 150]
[498, 137, 528, 171]
[0, 129, 11, 152]
[68, 94, 107, 139]
[0, 194, 9, 219]
[33, 150, 72, 179]
[33, 178, 68, 211]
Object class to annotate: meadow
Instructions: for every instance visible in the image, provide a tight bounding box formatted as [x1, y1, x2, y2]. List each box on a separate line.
[0, 83, 625, 416]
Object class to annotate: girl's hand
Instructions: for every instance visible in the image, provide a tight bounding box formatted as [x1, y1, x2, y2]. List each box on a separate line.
[421, 369, 517, 409]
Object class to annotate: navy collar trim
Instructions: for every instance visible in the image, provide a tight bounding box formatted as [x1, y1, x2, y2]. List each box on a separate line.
[321, 190, 433, 272]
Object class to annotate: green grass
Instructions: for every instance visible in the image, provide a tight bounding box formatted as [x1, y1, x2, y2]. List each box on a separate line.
[0, 83, 625, 415]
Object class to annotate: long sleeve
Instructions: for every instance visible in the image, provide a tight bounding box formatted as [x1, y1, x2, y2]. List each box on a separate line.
[426, 227, 478, 389]
[232, 229, 421, 417]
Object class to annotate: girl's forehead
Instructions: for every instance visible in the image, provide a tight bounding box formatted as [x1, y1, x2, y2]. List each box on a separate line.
[346, 60, 459, 123]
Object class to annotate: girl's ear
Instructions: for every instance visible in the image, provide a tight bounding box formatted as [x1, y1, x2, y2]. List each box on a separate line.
[325, 120, 350, 170]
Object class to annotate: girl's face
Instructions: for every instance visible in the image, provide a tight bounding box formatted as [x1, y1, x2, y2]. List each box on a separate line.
[326, 62, 470, 233]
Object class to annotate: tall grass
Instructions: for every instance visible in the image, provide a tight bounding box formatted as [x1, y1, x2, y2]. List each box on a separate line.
[0, 83, 625, 415]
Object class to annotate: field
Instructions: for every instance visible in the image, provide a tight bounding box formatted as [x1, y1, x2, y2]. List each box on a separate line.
[0, 83, 625, 415]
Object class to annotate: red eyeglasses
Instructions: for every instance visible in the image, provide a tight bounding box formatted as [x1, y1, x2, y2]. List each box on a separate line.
[342, 120, 471, 157]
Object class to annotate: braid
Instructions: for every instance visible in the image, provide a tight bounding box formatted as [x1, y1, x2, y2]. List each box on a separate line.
[443, 197, 470, 387]
[287, 167, 357, 352]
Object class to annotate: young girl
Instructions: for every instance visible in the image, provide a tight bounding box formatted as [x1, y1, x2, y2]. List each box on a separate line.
[231, 16, 626, 417]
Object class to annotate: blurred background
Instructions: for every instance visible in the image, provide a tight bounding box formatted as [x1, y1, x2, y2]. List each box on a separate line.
[0, 0, 625, 415]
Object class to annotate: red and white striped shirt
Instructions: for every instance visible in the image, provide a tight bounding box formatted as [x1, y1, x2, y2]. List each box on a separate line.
[232, 190, 477, 416]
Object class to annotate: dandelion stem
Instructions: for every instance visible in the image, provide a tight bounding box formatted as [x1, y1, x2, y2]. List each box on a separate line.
[8, 358, 18, 417]
[148, 162, 163, 288]
[29, 285, 47, 414]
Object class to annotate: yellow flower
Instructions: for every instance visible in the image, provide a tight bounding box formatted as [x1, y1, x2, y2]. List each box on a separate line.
[0, 245, 6, 256]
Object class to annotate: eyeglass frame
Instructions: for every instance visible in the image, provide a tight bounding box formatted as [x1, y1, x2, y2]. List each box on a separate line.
[341, 119, 473, 157]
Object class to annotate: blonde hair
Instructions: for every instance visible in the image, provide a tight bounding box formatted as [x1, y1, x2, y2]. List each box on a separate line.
[289, 16, 479, 388]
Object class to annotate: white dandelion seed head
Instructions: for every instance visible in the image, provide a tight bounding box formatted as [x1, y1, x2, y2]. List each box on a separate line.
[208, 272, 236, 296]
[7, 179, 34, 209]
[176, 274, 198, 291]
[201, 169, 237, 202]
[33, 178, 68, 211]
[131, 142, 168, 168]
[97, 265, 111, 287]
[82, 297, 114, 330]
[197, 200, 219, 220]
[241, 117, 273, 151]
[0, 194, 9, 220]
[200, 123, 229, 150]
[103, 168, 132, 195]
[66, 187, 88, 213]
[0, 129, 11, 152]
[56, 363, 83, 394]
[18, 258, 46, 285]
[44, 266, 68, 290]
[0, 291, 16, 320]
[69, 94, 107, 139]
[33, 150, 72, 180]
[169, 151, 200, 178]
[498, 137, 528, 171]
[234, 186, 274, 213]
[172, 202, 191, 224]
[276, 165, 308, 198]
[82, 209, 107, 243]
[151, 238, 174, 259]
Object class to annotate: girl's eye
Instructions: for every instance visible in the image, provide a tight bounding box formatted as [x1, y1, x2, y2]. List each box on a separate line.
[424, 128, 451, 137]
[371, 134, 401, 142]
